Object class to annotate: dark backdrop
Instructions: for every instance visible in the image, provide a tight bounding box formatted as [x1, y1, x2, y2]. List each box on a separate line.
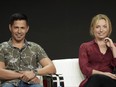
[0, 0, 116, 60]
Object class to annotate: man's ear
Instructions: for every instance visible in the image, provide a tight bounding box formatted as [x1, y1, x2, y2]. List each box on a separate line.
[26, 26, 29, 32]
[9, 24, 11, 31]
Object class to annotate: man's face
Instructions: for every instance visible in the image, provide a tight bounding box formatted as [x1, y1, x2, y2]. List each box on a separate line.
[9, 20, 29, 42]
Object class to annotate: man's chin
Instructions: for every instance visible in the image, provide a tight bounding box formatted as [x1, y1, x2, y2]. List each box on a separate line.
[15, 38, 24, 42]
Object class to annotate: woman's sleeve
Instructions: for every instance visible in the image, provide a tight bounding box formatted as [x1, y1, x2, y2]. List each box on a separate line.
[111, 43, 116, 66]
[79, 43, 93, 78]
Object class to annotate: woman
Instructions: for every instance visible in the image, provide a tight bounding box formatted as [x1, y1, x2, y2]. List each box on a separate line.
[79, 14, 116, 87]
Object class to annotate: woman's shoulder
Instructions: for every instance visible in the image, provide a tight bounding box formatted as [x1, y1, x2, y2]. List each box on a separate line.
[80, 40, 94, 46]
[79, 40, 95, 50]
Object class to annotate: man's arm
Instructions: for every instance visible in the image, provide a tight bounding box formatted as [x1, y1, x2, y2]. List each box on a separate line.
[22, 57, 56, 84]
[0, 62, 23, 80]
[36, 57, 56, 75]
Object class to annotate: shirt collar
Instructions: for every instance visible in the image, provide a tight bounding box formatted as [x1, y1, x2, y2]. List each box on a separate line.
[8, 38, 30, 48]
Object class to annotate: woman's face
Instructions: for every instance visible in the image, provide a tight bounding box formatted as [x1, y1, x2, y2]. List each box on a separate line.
[93, 19, 109, 40]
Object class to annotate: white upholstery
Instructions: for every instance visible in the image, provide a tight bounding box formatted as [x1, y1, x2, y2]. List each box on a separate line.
[52, 58, 84, 87]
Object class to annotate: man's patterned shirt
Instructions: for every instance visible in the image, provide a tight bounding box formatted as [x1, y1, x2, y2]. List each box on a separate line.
[0, 39, 48, 86]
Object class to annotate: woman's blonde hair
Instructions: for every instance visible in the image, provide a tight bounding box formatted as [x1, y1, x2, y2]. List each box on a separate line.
[90, 14, 112, 37]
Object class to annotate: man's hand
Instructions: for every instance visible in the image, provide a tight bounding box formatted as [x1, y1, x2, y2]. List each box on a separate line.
[20, 70, 36, 82]
[28, 77, 41, 84]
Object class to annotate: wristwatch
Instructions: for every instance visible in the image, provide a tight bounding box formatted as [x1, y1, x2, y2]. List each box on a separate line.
[33, 69, 38, 75]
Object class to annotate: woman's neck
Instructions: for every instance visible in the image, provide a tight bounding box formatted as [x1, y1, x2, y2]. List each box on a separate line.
[95, 39, 107, 54]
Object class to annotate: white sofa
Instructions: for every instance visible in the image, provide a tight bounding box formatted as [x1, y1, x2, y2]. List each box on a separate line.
[0, 58, 84, 87]
[52, 58, 85, 87]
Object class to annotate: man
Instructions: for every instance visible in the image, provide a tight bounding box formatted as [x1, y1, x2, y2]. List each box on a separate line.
[0, 13, 56, 87]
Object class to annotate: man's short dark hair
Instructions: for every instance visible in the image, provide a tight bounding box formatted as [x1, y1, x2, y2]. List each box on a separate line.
[9, 13, 29, 26]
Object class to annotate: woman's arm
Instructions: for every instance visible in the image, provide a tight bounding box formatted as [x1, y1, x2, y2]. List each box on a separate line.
[104, 37, 116, 58]
[79, 43, 93, 77]
[92, 69, 116, 79]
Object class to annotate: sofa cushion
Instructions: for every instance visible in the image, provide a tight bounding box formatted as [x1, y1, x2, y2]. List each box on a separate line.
[52, 58, 84, 87]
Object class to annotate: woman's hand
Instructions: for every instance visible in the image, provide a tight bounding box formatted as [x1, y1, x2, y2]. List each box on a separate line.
[104, 72, 116, 80]
[93, 70, 116, 79]
[104, 37, 116, 58]
[104, 37, 115, 48]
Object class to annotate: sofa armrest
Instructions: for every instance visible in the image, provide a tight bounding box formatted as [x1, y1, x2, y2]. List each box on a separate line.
[43, 74, 64, 87]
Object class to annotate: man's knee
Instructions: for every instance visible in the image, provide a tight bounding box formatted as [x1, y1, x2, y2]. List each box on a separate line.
[30, 84, 43, 87]
[2, 83, 14, 87]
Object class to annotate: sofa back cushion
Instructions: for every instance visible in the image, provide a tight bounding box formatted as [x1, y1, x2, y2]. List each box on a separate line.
[52, 58, 84, 87]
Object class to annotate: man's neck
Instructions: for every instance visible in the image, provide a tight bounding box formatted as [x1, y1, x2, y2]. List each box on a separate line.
[12, 39, 25, 49]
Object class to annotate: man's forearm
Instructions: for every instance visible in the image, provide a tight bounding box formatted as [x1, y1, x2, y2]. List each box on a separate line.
[36, 64, 56, 75]
[0, 68, 23, 80]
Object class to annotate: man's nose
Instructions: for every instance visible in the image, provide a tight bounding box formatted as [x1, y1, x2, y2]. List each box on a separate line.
[18, 29, 21, 33]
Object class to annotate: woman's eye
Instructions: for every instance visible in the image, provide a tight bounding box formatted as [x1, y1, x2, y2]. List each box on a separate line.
[95, 26, 100, 28]
[103, 25, 107, 28]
